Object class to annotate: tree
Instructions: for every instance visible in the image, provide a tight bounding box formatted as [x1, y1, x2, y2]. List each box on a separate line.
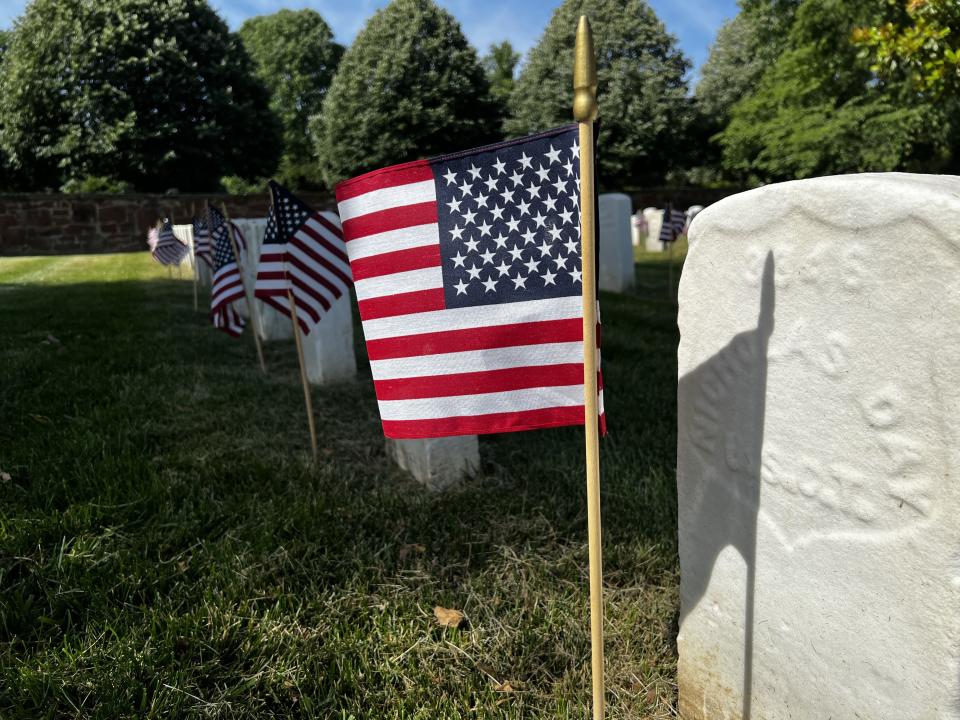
[507, 0, 690, 190]
[696, 0, 800, 123]
[853, 0, 960, 99]
[0, 0, 282, 192]
[718, 0, 955, 183]
[483, 41, 520, 130]
[239, 9, 344, 189]
[311, 0, 500, 187]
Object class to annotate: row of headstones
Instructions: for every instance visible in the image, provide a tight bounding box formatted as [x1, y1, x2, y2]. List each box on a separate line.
[172, 220, 477, 490]
[174, 196, 687, 487]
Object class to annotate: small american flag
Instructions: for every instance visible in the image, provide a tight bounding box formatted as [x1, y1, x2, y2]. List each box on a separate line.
[335, 124, 604, 439]
[209, 207, 246, 337]
[149, 218, 190, 266]
[253, 181, 352, 334]
[658, 204, 687, 245]
[192, 215, 212, 268]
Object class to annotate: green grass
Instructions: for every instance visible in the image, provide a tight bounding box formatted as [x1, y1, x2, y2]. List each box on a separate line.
[0, 251, 682, 719]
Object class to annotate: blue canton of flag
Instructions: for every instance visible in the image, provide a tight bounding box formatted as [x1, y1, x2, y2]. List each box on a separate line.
[434, 126, 582, 309]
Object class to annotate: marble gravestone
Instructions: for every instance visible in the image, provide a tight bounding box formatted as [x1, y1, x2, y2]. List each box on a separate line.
[643, 207, 664, 252]
[598, 193, 635, 292]
[230, 218, 293, 342]
[677, 173, 960, 719]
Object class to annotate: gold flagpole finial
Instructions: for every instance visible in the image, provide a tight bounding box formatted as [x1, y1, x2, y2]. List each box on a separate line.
[573, 15, 598, 122]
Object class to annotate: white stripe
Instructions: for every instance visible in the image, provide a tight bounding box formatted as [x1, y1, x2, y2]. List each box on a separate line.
[319, 210, 341, 229]
[255, 260, 287, 276]
[362, 294, 582, 340]
[288, 242, 352, 291]
[255, 279, 290, 293]
[345, 223, 439, 261]
[370, 342, 583, 381]
[337, 179, 435, 222]
[377, 384, 584, 421]
[353, 266, 442, 302]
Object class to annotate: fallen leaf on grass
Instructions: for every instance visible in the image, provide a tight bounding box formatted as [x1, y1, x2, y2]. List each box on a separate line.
[398, 543, 426, 561]
[493, 680, 515, 693]
[433, 606, 465, 628]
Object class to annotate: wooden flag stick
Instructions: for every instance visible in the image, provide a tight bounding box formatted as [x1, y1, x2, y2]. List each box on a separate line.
[286, 288, 319, 462]
[222, 207, 267, 373]
[574, 15, 605, 720]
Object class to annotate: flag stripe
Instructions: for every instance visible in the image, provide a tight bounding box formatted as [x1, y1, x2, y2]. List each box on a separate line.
[374, 363, 583, 400]
[301, 218, 351, 265]
[361, 295, 581, 341]
[377, 384, 584, 421]
[335, 160, 433, 201]
[381, 406, 587, 439]
[350, 244, 442, 281]
[346, 223, 440, 261]
[337, 179, 436, 222]
[358, 288, 446, 320]
[366, 318, 583, 361]
[353, 266, 443, 302]
[369, 341, 582, 380]
[342, 201, 438, 241]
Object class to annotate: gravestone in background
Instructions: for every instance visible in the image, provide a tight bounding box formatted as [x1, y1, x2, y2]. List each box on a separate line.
[385, 435, 480, 491]
[598, 193, 635, 292]
[676, 173, 960, 719]
[231, 218, 292, 342]
[642, 207, 664, 252]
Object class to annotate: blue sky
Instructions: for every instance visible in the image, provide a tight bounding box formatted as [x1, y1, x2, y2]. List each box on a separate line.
[0, 0, 739, 74]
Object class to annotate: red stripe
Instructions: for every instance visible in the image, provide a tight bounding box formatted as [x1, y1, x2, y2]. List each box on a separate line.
[342, 202, 437, 241]
[366, 318, 582, 361]
[358, 288, 445, 320]
[335, 160, 433, 201]
[288, 257, 341, 304]
[374, 363, 583, 401]
[292, 232, 353, 286]
[350, 245, 441, 281]
[300, 223, 350, 267]
[381, 405, 586, 439]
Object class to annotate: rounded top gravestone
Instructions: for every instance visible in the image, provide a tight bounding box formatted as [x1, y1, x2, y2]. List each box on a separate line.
[676, 173, 960, 720]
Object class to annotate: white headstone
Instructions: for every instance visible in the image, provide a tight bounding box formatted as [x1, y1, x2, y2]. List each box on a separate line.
[643, 207, 664, 252]
[598, 193, 635, 292]
[385, 435, 479, 490]
[631, 212, 646, 247]
[677, 173, 960, 720]
[171, 224, 196, 273]
[302, 292, 356, 384]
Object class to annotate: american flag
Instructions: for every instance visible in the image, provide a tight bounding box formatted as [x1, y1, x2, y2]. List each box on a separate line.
[209, 208, 247, 337]
[335, 124, 604, 440]
[253, 180, 352, 334]
[149, 218, 190, 266]
[658, 203, 687, 245]
[192, 214, 212, 268]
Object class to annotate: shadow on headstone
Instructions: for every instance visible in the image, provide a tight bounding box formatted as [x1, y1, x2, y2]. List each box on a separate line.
[677, 253, 774, 720]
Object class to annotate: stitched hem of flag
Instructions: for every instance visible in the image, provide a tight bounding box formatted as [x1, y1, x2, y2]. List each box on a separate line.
[334, 124, 579, 195]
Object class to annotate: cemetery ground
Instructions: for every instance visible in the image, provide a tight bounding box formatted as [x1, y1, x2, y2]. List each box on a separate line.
[0, 248, 683, 719]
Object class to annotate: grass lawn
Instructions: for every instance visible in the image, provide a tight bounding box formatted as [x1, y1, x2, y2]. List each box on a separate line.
[0, 249, 684, 719]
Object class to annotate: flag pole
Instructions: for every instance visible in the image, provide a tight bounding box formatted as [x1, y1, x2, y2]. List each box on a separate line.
[222, 207, 267, 373]
[286, 287, 319, 462]
[574, 15, 605, 720]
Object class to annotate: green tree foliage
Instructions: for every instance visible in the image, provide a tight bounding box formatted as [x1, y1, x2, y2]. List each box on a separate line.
[508, 0, 690, 189]
[853, 0, 960, 99]
[696, 0, 800, 122]
[239, 9, 344, 189]
[0, 0, 281, 192]
[312, 0, 500, 187]
[483, 41, 520, 132]
[718, 0, 954, 183]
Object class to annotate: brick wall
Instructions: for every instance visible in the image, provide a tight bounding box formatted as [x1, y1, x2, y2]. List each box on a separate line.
[0, 192, 335, 256]
[0, 187, 746, 257]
